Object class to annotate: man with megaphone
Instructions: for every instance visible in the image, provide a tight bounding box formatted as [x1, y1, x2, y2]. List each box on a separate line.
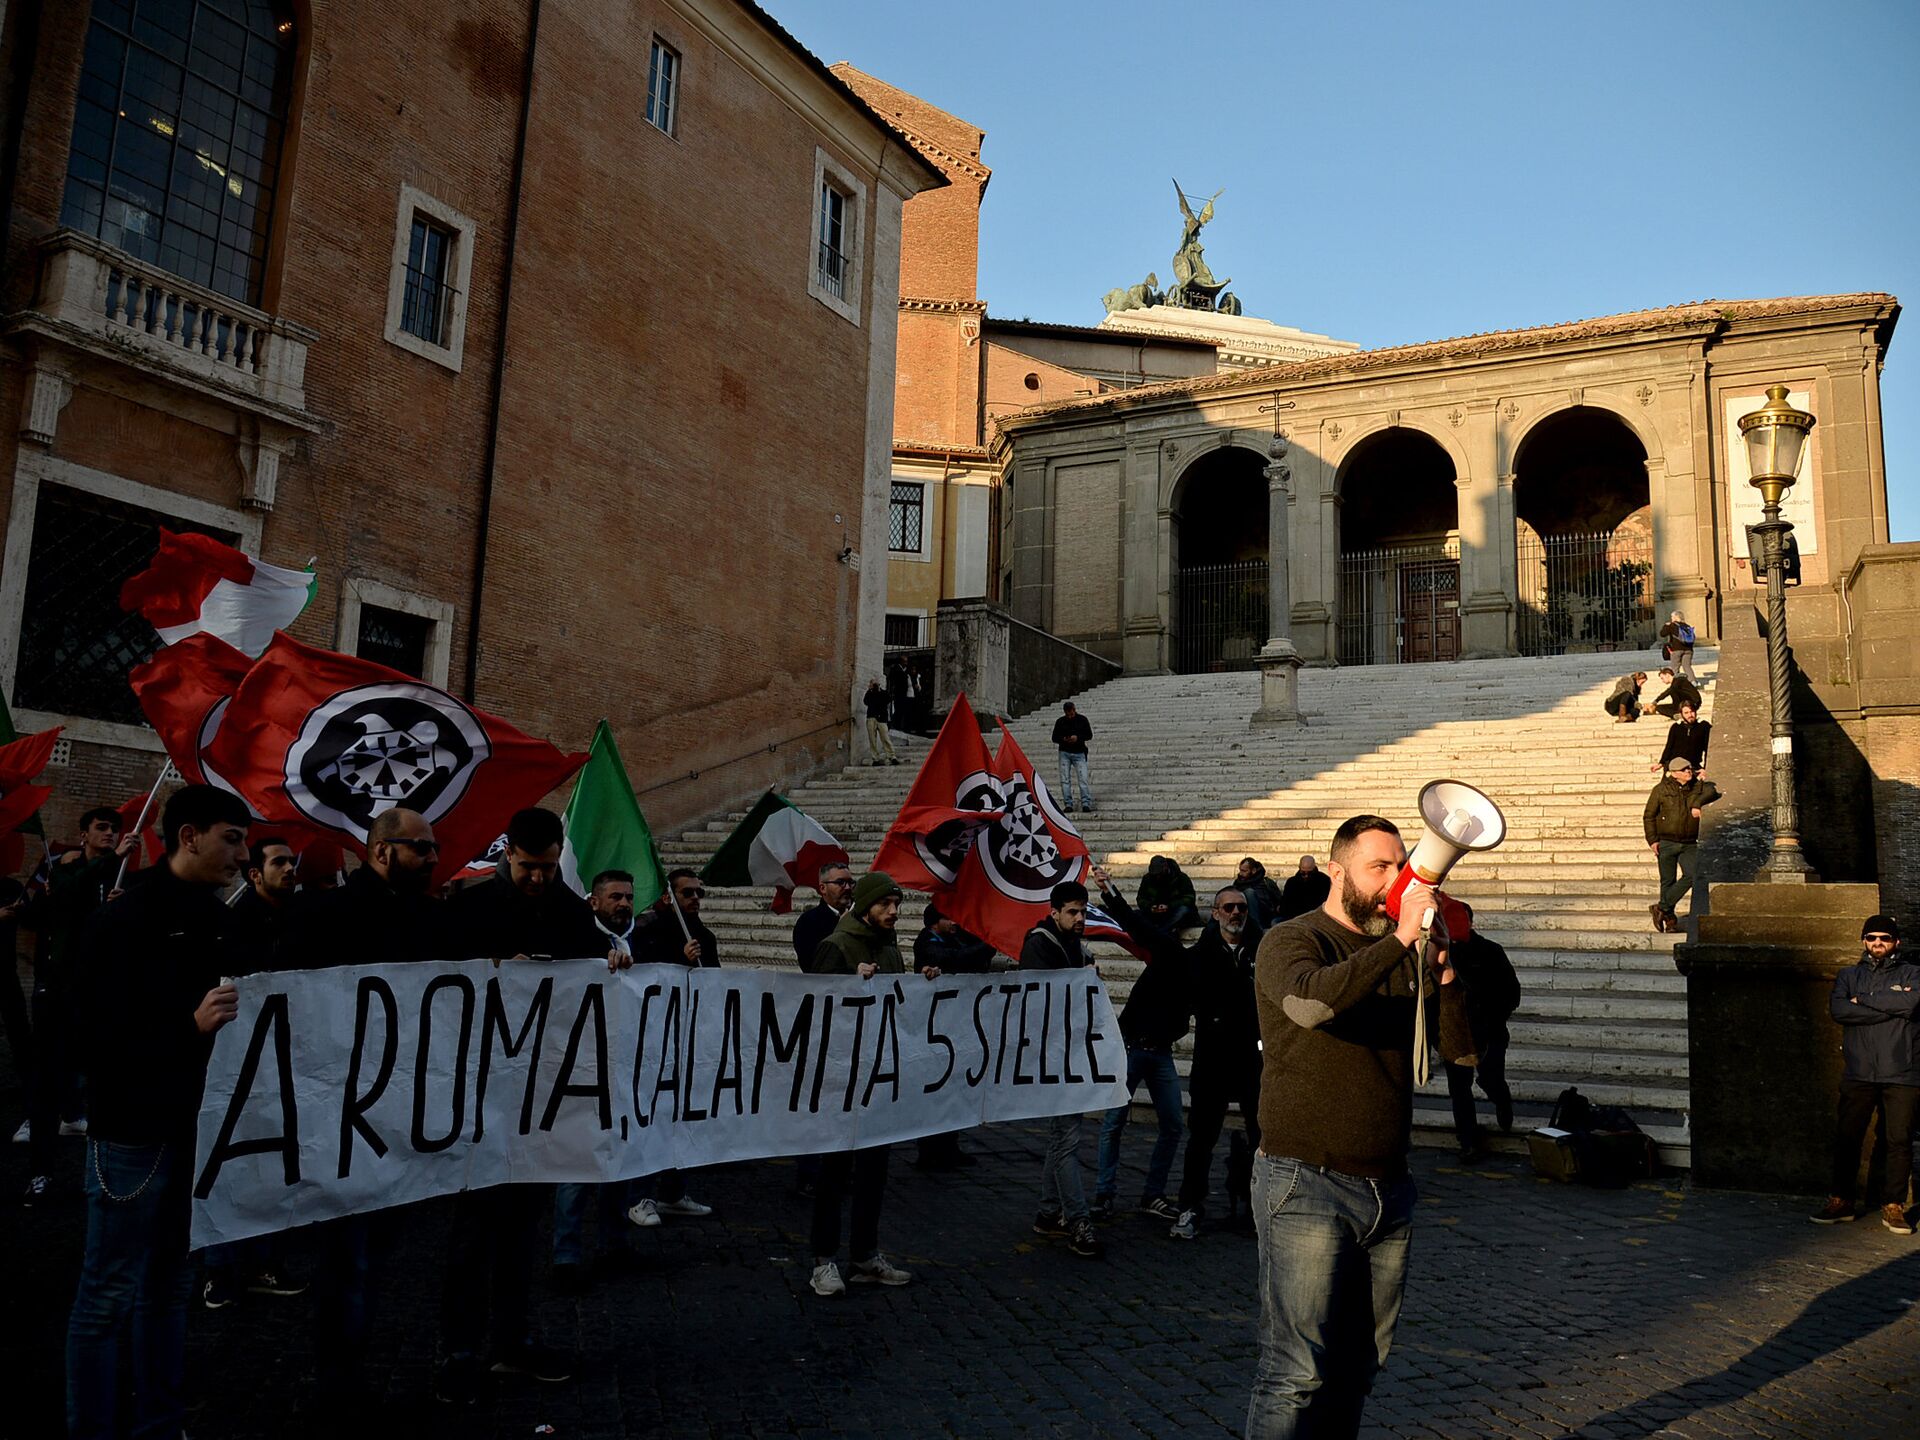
[1245, 802, 1492, 1440]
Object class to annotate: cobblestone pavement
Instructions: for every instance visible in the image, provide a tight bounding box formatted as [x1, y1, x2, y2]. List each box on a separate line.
[7, 1091, 1920, 1440]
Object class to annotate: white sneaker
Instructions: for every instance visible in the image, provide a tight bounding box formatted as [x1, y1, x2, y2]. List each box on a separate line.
[59, 1118, 88, 1137]
[849, 1253, 911, 1287]
[10, 1119, 28, 1144]
[626, 1198, 661, 1228]
[1168, 1209, 1198, 1240]
[809, 1260, 846, 1297]
[655, 1195, 712, 1217]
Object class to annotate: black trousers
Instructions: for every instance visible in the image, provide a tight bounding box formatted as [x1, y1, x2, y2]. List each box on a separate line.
[441, 1185, 545, 1357]
[1178, 1058, 1261, 1212]
[1445, 1044, 1512, 1144]
[27, 983, 81, 1174]
[810, 1144, 889, 1262]
[1832, 1080, 1918, 1205]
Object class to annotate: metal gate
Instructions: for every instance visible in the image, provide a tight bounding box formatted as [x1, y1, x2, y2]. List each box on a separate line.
[1173, 560, 1268, 673]
[1516, 529, 1655, 656]
[1336, 540, 1461, 665]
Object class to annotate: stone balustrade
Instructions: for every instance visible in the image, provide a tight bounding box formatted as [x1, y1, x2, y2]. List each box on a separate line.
[24, 228, 317, 418]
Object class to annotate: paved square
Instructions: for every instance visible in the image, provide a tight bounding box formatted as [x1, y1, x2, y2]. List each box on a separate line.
[9, 1105, 1920, 1439]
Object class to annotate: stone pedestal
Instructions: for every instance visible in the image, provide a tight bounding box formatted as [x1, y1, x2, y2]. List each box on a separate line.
[1251, 638, 1305, 725]
[1676, 880, 1881, 1193]
[935, 598, 1010, 726]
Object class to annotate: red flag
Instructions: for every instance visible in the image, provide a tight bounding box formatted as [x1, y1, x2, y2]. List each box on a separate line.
[0, 726, 61, 836]
[202, 634, 585, 882]
[872, 695, 1090, 960]
[128, 633, 254, 785]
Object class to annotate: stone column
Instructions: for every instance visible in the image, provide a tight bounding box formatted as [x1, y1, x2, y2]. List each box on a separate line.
[1253, 432, 1304, 724]
[1458, 401, 1515, 657]
[1121, 439, 1167, 673]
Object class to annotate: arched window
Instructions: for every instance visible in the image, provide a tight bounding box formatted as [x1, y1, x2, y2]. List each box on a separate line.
[61, 0, 295, 307]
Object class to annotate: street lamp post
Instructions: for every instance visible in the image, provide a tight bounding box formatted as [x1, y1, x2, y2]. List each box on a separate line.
[1737, 383, 1817, 882]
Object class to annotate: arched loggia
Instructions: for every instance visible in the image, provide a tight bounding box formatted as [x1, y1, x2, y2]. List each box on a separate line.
[1335, 428, 1460, 664]
[1169, 445, 1269, 673]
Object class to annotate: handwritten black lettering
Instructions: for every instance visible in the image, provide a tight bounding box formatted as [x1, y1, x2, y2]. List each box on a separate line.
[194, 992, 299, 1200]
[752, 990, 814, 1113]
[925, 988, 959, 1093]
[539, 983, 610, 1132]
[412, 974, 475, 1151]
[338, 977, 397, 1179]
[475, 974, 553, 1142]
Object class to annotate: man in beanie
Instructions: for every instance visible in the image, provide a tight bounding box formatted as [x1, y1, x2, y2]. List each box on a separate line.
[1020, 880, 1104, 1259]
[806, 872, 939, 1294]
[1641, 756, 1720, 932]
[1811, 916, 1919, 1233]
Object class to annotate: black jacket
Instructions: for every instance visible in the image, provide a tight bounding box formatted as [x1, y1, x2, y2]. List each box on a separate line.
[1098, 888, 1191, 1049]
[23, 849, 123, 991]
[1188, 919, 1265, 1071]
[274, 863, 447, 971]
[1451, 932, 1521, 1052]
[1643, 776, 1721, 845]
[635, 905, 720, 967]
[792, 901, 843, 972]
[863, 687, 890, 722]
[227, 885, 291, 969]
[74, 865, 245, 1145]
[1659, 719, 1712, 770]
[1051, 713, 1092, 753]
[1649, 676, 1703, 713]
[1019, 918, 1090, 970]
[444, 873, 607, 962]
[1279, 871, 1331, 921]
[1830, 951, 1920, 1086]
[914, 925, 995, 974]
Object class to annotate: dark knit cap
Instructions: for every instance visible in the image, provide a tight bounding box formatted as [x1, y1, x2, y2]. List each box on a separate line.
[1862, 914, 1899, 939]
[851, 871, 903, 915]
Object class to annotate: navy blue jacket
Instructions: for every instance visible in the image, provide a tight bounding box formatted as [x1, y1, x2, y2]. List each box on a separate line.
[1830, 951, 1920, 1086]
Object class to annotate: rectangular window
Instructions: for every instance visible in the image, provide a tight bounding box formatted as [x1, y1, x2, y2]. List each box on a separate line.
[889, 481, 925, 553]
[646, 40, 679, 134]
[355, 603, 433, 679]
[14, 487, 235, 726]
[884, 613, 923, 649]
[400, 214, 456, 347]
[817, 182, 848, 299]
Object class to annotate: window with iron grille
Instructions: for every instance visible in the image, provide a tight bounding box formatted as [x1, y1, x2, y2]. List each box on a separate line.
[817, 182, 848, 299]
[60, 0, 296, 307]
[889, 481, 924, 553]
[355, 603, 431, 679]
[13, 487, 235, 725]
[400, 215, 456, 347]
[646, 39, 679, 134]
[884, 613, 922, 648]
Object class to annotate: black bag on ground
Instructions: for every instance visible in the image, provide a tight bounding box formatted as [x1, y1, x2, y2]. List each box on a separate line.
[1529, 1087, 1657, 1187]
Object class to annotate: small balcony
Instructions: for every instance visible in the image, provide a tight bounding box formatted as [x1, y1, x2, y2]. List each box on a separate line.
[9, 229, 321, 432]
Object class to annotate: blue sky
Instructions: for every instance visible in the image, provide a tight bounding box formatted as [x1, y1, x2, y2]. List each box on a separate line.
[781, 0, 1920, 538]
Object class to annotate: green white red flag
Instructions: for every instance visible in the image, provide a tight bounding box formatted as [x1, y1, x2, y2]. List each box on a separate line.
[120, 530, 315, 657]
[700, 790, 848, 913]
[559, 721, 667, 909]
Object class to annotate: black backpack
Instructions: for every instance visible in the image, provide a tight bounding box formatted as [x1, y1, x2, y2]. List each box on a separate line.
[1549, 1086, 1656, 1188]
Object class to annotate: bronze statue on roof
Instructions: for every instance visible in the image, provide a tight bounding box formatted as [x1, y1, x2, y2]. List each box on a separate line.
[1101, 180, 1242, 317]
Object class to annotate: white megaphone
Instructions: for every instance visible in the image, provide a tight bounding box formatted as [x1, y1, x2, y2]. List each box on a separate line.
[1383, 779, 1507, 940]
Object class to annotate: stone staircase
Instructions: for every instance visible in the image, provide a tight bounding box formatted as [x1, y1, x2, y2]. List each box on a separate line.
[660, 652, 1710, 1167]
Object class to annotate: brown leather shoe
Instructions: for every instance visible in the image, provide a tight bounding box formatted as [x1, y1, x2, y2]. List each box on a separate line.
[1649, 903, 1667, 932]
[1883, 1203, 1914, 1235]
[1809, 1195, 1855, 1224]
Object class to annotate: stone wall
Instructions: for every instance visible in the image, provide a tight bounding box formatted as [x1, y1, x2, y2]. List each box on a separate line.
[1006, 613, 1121, 718]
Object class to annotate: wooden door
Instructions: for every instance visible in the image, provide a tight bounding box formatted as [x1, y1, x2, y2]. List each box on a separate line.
[1398, 560, 1461, 663]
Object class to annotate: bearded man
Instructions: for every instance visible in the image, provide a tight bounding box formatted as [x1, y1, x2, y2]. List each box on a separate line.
[1244, 815, 1476, 1440]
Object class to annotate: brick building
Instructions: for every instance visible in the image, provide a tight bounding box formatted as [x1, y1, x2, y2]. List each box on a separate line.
[0, 0, 942, 841]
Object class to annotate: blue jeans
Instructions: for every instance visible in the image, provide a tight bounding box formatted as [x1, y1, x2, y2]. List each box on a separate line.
[1246, 1155, 1415, 1440]
[1039, 1112, 1089, 1221]
[552, 1181, 634, 1265]
[67, 1138, 193, 1439]
[1058, 751, 1094, 809]
[1096, 1047, 1184, 1202]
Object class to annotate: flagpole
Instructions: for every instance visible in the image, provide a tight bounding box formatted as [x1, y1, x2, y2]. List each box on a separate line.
[116, 759, 172, 891]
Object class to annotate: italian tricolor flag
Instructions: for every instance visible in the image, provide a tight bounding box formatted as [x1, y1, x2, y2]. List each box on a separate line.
[701, 790, 849, 914]
[559, 721, 667, 909]
[120, 530, 316, 658]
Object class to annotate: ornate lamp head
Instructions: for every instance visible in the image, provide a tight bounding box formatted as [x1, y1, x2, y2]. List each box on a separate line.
[1737, 384, 1815, 509]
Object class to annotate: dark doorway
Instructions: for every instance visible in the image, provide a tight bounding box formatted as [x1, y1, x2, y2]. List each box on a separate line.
[1171, 445, 1268, 673]
[1336, 428, 1459, 664]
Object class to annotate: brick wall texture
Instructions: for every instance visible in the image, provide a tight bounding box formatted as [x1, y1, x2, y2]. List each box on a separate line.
[1051, 459, 1121, 638]
[0, 2, 927, 842]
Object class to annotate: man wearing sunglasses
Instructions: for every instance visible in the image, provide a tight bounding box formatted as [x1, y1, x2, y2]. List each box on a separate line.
[1812, 916, 1919, 1234]
[791, 863, 853, 974]
[1641, 756, 1720, 933]
[1170, 887, 1266, 1240]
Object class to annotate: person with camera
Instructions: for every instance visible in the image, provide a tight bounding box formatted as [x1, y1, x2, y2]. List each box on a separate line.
[1246, 814, 1474, 1440]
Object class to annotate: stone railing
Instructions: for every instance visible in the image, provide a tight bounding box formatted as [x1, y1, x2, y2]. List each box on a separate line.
[26, 229, 316, 416]
[1007, 612, 1122, 717]
[935, 597, 1123, 726]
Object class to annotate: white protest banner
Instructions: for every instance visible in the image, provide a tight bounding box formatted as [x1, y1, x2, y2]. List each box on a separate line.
[192, 960, 1128, 1248]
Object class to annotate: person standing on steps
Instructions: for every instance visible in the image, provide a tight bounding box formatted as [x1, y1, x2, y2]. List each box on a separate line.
[1052, 700, 1095, 813]
[1021, 881, 1105, 1260]
[806, 871, 935, 1294]
[863, 679, 900, 765]
[1442, 903, 1520, 1162]
[1654, 701, 1712, 777]
[1642, 758, 1720, 933]
[1660, 611, 1699, 682]
[792, 862, 853, 973]
[1170, 886, 1267, 1241]
[1811, 916, 1918, 1234]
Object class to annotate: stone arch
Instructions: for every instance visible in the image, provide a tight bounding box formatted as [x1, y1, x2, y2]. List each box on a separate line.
[1510, 393, 1664, 473]
[1332, 427, 1461, 664]
[1332, 415, 1471, 496]
[1168, 442, 1270, 673]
